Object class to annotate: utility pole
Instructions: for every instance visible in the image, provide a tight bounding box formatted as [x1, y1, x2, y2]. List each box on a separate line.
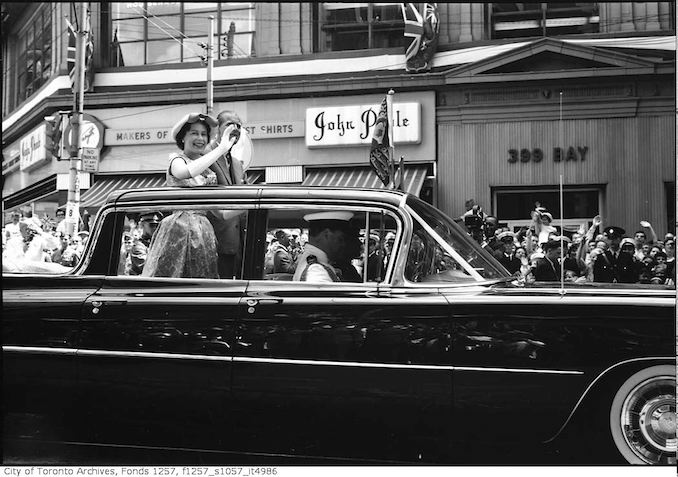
[66, 2, 88, 236]
[206, 15, 215, 115]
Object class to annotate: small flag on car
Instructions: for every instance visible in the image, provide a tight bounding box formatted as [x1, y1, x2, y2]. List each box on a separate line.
[369, 96, 391, 187]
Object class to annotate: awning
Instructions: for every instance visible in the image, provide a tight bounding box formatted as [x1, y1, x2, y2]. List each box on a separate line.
[3, 174, 58, 210]
[79, 169, 264, 209]
[303, 164, 430, 196]
[79, 174, 166, 208]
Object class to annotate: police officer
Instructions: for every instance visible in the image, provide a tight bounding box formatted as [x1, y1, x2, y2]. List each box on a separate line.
[128, 212, 164, 275]
[592, 226, 625, 282]
[493, 231, 521, 275]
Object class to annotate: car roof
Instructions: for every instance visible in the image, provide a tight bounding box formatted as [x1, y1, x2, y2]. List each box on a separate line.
[107, 185, 410, 208]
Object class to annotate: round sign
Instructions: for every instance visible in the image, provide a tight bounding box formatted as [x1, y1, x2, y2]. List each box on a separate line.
[64, 113, 105, 151]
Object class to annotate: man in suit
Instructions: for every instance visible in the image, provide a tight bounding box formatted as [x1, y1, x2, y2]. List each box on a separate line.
[533, 239, 562, 282]
[205, 110, 248, 278]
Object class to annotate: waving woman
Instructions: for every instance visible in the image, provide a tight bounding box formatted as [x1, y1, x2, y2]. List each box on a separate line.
[141, 113, 238, 278]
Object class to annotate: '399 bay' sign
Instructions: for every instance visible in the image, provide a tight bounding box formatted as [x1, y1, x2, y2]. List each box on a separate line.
[305, 103, 421, 148]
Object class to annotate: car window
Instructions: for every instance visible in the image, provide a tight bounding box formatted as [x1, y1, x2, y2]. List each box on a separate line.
[257, 207, 399, 284]
[405, 219, 479, 283]
[115, 206, 248, 280]
[406, 196, 508, 282]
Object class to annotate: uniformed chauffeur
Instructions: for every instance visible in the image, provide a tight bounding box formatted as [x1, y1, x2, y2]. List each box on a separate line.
[293, 211, 355, 283]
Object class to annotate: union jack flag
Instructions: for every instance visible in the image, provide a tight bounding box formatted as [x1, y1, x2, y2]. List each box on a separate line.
[401, 3, 439, 73]
[401, 3, 424, 63]
[66, 13, 94, 93]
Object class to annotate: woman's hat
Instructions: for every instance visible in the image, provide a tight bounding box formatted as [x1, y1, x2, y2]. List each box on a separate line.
[171, 113, 218, 141]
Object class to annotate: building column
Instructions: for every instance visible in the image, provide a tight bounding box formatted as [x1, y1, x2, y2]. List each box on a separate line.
[449, 3, 461, 42]
[470, 4, 484, 41]
[645, 3, 661, 30]
[621, 2, 635, 31]
[658, 2, 670, 30]
[438, 3, 452, 44]
[606, 3, 622, 32]
[459, 3, 472, 42]
[634, 3, 647, 30]
[280, 3, 302, 54]
[255, 3, 280, 56]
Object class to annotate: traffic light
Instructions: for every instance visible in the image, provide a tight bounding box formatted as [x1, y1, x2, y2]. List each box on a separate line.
[44, 114, 64, 160]
[221, 22, 236, 58]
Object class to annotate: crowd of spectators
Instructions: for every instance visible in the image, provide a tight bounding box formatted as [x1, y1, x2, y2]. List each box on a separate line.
[2, 209, 91, 272]
[462, 201, 675, 286]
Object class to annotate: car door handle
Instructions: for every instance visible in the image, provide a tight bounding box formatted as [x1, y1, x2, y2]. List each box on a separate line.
[246, 298, 283, 306]
[90, 299, 128, 314]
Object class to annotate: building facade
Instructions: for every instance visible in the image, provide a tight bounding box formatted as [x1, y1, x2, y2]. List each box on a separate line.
[2, 2, 675, 234]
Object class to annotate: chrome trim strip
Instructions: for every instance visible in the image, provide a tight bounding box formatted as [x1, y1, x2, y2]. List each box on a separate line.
[232, 357, 582, 374]
[3, 346, 77, 355]
[543, 356, 675, 443]
[76, 349, 233, 361]
[453, 365, 582, 375]
[2, 346, 582, 374]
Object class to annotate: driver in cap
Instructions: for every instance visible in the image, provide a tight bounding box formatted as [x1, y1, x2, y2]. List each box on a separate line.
[293, 211, 356, 283]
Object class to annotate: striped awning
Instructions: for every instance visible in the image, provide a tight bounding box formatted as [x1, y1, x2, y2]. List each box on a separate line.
[79, 174, 166, 208]
[303, 165, 429, 196]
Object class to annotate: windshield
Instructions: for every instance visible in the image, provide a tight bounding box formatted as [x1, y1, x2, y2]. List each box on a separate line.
[405, 196, 509, 281]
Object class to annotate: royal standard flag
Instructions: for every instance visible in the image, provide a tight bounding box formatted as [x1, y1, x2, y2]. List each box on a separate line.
[369, 97, 391, 186]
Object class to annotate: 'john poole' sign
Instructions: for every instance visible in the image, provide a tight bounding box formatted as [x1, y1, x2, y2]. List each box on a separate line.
[305, 103, 421, 148]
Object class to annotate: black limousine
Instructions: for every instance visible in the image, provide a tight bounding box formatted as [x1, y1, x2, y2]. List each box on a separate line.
[3, 186, 675, 465]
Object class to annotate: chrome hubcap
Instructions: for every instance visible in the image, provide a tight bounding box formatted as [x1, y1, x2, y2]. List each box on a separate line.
[621, 376, 676, 465]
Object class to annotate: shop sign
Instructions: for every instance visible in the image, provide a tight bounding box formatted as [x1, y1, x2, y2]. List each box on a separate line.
[20, 124, 49, 171]
[507, 146, 589, 163]
[243, 121, 305, 140]
[104, 128, 172, 146]
[305, 103, 421, 148]
[105, 121, 304, 146]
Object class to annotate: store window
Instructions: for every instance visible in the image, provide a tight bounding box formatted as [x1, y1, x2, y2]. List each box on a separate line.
[316, 3, 406, 52]
[110, 2, 255, 67]
[490, 3, 599, 39]
[4, 4, 52, 114]
[493, 186, 601, 237]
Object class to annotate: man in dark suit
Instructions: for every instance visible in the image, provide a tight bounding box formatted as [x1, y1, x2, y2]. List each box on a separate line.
[205, 110, 248, 278]
[533, 239, 562, 282]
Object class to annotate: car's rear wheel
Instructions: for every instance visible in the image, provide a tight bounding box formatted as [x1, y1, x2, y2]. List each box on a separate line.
[610, 365, 676, 465]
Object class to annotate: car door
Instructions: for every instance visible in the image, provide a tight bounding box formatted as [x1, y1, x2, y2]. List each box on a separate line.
[402, 197, 589, 447]
[3, 275, 102, 442]
[76, 205, 253, 452]
[229, 204, 454, 462]
[2, 212, 114, 443]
